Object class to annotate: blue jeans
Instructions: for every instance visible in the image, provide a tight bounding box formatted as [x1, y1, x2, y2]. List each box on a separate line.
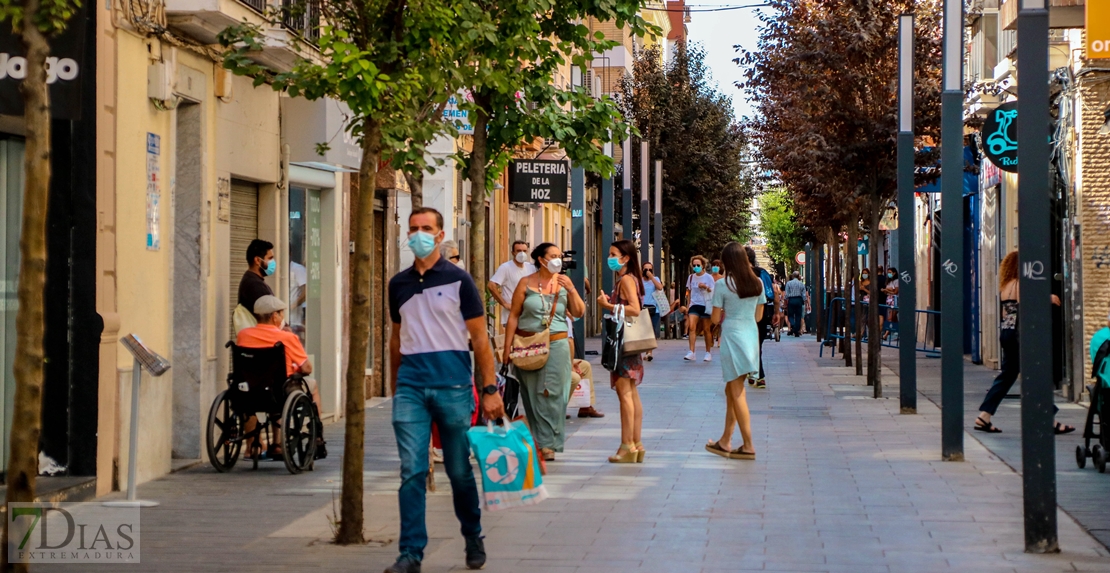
[392, 384, 481, 561]
[645, 305, 660, 337]
[787, 297, 804, 335]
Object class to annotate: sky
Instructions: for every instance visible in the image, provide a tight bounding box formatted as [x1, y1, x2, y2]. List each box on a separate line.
[683, 2, 770, 122]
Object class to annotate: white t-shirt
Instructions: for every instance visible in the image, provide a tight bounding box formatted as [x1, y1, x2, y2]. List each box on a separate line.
[686, 272, 715, 308]
[491, 260, 536, 324]
[289, 261, 308, 328]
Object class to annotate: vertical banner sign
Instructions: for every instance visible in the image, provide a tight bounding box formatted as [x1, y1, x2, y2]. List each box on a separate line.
[146, 133, 161, 251]
[1088, 0, 1110, 58]
[509, 160, 569, 203]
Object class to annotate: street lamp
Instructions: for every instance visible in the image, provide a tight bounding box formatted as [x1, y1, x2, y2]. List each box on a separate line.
[1016, 0, 1059, 554]
[940, 0, 965, 462]
[897, 13, 917, 415]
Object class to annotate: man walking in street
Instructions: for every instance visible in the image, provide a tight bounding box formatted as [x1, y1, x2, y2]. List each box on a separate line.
[386, 207, 504, 573]
[784, 271, 807, 337]
[489, 240, 536, 329]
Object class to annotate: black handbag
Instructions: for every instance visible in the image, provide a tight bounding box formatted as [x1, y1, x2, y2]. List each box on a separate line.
[602, 305, 626, 372]
[497, 364, 522, 420]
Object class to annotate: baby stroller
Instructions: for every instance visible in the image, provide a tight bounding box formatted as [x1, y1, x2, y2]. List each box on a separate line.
[1077, 332, 1110, 472]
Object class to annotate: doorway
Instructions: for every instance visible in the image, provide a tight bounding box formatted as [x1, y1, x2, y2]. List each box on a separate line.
[0, 136, 25, 472]
[172, 102, 203, 459]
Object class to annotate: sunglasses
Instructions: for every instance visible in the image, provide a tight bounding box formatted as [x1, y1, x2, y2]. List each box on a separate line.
[449, 255, 461, 262]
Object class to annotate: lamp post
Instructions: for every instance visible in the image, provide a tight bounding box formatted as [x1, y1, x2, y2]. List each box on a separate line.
[898, 13, 917, 415]
[602, 141, 615, 296]
[622, 139, 632, 240]
[654, 160, 663, 280]
[1016, 0, 1058, 553]
[940, 0, 964, 461]
[640, 141, 650, 266]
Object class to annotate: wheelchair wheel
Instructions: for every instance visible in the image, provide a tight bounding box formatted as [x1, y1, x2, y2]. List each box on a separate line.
[281, 391, 318, 474]
[206, 390, 243, 473]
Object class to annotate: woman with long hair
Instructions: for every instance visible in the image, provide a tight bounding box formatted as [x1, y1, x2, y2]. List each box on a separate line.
[974, 251, 1074, 434]
[597, 239, 647, 463]
[705, 242, 767, 460]
[504, 243, 586, 461]
[641, 261, 664, 361]
[685, 255, 716, 362]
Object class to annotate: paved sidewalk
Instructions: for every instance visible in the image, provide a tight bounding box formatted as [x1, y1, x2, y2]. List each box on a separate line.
[882, 345, 1110, 549]
[42, 337, 1110, 572]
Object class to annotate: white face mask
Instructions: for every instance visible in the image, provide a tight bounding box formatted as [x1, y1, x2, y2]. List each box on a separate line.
[515, 252, 528, 264]
[546, 257, 563, 274]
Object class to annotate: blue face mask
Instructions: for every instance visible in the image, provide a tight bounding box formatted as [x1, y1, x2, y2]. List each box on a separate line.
[711, 266, 720, 274]
[263, 259, 276, 276]
[607, 256, 624, 272]
[693, 265, 703, 273]
[408, 231, 437, 259]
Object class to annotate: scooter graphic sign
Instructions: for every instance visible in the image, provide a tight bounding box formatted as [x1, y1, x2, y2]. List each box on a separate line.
[982, 101, 1019, 173]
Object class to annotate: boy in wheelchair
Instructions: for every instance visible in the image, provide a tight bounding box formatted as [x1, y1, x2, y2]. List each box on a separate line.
[236, 295, 326, 460]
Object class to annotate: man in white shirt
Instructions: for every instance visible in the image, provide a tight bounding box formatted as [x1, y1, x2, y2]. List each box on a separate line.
[488, 241, 536, 327]
[684, 255, 716, 362]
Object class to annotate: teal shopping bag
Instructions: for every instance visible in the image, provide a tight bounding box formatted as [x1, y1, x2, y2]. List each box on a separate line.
[467, 420, 549, 511]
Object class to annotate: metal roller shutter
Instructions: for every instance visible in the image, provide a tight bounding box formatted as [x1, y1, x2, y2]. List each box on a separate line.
[229, 180, 258, 337]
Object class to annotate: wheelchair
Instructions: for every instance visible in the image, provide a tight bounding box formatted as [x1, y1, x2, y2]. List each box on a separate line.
[206, 341, 320, 474]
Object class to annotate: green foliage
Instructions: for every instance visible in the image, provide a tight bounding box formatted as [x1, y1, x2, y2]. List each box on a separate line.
[757, 188, 804, 269]
[619, 43, 756, 264]
[0, 0, 81, 37]
[454, 0, 658, 186]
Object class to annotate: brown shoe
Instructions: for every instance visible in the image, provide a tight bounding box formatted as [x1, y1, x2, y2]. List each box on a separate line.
[577, 407, 605, 418]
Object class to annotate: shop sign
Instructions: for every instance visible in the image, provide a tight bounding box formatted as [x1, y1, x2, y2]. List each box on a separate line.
[0, 5, 86, 120]
[983, 101, 1018, 172]
[1089, 1, 1110, 58]
[509, 159, 568, 203]
[444, 93, 474, 135]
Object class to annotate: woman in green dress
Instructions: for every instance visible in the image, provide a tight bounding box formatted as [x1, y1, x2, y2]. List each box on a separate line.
[504, 243, 586, 461]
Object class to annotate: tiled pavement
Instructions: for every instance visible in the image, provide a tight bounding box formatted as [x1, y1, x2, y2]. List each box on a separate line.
[42, 336, 1110, 572]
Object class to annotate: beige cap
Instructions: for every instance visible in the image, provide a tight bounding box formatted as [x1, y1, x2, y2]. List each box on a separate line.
[254, 295, 287, 315]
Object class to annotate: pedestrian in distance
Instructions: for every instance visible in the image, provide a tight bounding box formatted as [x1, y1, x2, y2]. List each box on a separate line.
[973, 250, 1075, 435]
[747, 246, 777, 389]
[641, 261, 664, 361]
[385, 207, 504, 573]
[684, 255, 716, 362]
[784, 271, 807, 337]
[489, 240, 536, 328]
[503, 243, 586, 462]
[880, 266, 899, 340]
[597, 239, 647, 463]
[711, 259, 725, 348]
[705, 242, 767, 460]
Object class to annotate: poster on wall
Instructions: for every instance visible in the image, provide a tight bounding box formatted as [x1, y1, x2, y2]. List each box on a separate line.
[0, 3, 87, 120]
[146, 133, 161, 250]
[982, 101, 1018, 173]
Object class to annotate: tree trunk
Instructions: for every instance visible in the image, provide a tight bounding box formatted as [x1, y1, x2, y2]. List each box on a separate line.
[466, 95, 490, 319]
[335, 120, 382, 546]
[867, 193, 883, 396]
[2, 6, 51, 569]
[405, 170, 424, 210]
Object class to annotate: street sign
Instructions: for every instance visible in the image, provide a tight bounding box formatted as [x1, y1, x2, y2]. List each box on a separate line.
[795, 251, 805, 265]
[509, 159, 569, 203]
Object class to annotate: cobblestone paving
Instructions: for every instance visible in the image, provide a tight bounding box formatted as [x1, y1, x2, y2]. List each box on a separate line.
[41, 336, 1110, 573]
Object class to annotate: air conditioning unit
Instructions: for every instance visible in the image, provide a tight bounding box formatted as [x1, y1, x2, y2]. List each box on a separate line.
[585, 70, 594, 97]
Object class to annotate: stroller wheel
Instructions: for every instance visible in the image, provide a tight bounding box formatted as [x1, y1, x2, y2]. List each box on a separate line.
[1095, 445, 1108, 474]
[1076, 445, 1087, 469]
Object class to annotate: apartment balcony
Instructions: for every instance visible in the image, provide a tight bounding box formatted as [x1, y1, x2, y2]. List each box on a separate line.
[166, 0, 319, 71]
[1000, 0, 1084, 30]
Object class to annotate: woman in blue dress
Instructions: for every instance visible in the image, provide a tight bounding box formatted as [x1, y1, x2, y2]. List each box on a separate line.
[705, 242, 767, 460]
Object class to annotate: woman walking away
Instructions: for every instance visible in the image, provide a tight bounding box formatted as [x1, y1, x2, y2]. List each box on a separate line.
[504, 243, 587, 461]
[598, 239, 646, 463]
[973, 251, 1075, 435]
[685, 255, 716, 362]
[705, 242, 767, 460]
[642, 262, 664, 361]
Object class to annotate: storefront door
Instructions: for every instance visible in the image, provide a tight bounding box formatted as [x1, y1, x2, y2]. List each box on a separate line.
[289, 186, 322, 365]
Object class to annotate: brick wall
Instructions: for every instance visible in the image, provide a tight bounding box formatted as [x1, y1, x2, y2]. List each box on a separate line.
[1078, 71, 1110, 387]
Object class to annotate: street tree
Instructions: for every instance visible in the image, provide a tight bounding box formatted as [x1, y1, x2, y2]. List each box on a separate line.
[219, 0, 481, 544]
[618, 43, 755, 271]
[757, 188, 805, 271]
[740, 0, 942, 390]
[0, 0, 80, 566]
[454, 1, 654, 296]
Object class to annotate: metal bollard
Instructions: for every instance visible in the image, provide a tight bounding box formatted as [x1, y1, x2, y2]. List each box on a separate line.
[104, 334, 171, 509]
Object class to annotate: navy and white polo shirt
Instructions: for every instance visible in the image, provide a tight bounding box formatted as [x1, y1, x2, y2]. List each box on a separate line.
[389, 257, 484, 388]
